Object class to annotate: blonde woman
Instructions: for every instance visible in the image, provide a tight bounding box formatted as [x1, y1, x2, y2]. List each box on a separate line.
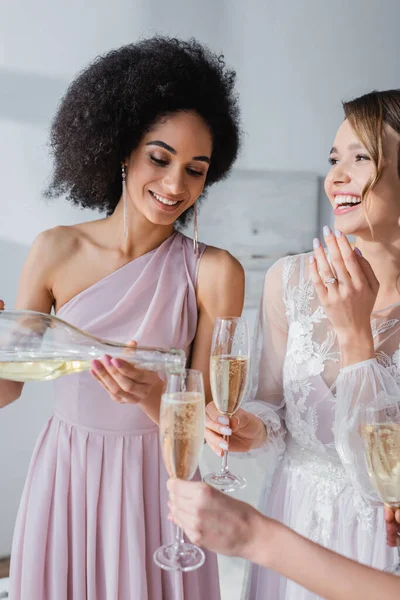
[206, 89, 400, 599]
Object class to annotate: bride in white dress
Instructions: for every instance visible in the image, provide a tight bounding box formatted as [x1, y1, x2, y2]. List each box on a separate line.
[205, 89, 400, 600]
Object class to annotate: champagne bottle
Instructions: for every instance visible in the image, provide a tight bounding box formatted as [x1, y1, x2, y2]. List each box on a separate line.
[0, 310, 185, 382]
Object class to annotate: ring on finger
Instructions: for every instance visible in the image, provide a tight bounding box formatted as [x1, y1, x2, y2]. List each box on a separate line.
[324, 277, 337, 285]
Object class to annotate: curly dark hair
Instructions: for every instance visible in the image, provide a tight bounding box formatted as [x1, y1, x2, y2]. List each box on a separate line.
[45, 36, 241, 227]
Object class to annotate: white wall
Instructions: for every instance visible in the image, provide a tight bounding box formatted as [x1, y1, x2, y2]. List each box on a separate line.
[222, 0, 400, 227]
[1, 0, 400, 559]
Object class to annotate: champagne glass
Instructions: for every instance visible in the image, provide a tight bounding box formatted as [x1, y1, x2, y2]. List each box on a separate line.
[203, 317, 249, 493]
[361, 398, 400, 575]
[154, 369, 206, 571]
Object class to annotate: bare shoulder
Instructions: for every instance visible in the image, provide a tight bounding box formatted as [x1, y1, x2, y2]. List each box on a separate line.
[197, 246, 245, 313]
[16, 221, 103, 312]
[15, 225, 84, 312]
[199, 245, 244, 281]
[26, 222, 104, 284]
[29, 225, 84, 271]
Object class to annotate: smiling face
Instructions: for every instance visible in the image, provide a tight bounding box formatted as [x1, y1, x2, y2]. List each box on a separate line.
[124, 110, 212, 227]
[324, 118, 400, 239]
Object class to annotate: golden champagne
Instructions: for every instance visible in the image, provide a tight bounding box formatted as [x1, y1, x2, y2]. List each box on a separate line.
[0, 360, 92, 382]
[160, 392, 205, 480]
[362, 423, 400, 508]
[210, 355, 249, 416]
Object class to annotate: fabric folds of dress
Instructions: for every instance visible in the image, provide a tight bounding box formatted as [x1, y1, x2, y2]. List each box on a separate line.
[10, 232, 220, 600]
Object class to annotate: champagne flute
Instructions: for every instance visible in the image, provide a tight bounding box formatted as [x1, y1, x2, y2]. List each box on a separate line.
[153, 369, 206, 571]
[203, 317, 249, 493]
[361, 399, 400, 575]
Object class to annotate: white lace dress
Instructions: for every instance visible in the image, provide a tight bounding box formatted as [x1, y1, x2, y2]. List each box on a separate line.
[241, 252, 399, 600]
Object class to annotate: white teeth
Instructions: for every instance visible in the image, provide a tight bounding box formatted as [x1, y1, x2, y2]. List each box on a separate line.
[334, 194, 361, 206]
[152, 192, 179, 206]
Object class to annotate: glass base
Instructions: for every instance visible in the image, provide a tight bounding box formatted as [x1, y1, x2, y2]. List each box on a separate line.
[203, 470, 247, 493]
[153, 542, 205, 572]
[384, 562, 400, 576]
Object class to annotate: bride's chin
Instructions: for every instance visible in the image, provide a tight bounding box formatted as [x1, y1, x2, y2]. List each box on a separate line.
[333, 217, 369, 237]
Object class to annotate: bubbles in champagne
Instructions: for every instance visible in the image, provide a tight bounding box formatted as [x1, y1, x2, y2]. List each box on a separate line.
[160, 392, 205, 480]
[362, 423, 400, 508]
[210, 355, 248, 416]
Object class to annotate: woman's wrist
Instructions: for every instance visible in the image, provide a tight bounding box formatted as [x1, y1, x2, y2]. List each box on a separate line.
[249, 415, 268, 450]
[137, 377, 164, 423]
[337, 331, 375, 367]
[240, 510, 272, 563]
[241, 512, 282, 567]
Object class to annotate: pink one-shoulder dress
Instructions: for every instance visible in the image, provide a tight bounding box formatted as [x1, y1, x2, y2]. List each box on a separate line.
[10, 232, 220, 600]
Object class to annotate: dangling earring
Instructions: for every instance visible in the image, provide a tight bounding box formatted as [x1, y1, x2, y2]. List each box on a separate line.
[121, 164, 128, 239]
[193, 203, 199, 256]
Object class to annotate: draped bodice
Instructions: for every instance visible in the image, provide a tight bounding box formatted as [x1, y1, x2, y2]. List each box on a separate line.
[53, 232, 205, 432]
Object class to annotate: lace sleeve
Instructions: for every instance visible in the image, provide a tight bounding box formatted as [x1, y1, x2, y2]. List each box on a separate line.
[239, 258, 288, 458]
[334, 358, 400, 504]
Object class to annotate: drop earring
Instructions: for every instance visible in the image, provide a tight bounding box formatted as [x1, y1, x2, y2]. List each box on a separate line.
[122, 164, 128, 239]
[193, 203, 199, 256]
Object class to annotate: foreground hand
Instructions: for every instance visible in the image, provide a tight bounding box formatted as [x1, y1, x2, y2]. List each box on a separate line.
[384, 506, 400, 547]
[90, 341, 163, 405]
[167, 479, 260, 559]
[309, 227, 378, 345]
[205, 401, 267, 455]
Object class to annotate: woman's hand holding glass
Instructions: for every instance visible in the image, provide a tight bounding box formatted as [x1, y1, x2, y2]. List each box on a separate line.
[204, 403, 267, 455]
[203, 317, 251, 492]
[385, 506, 400, 547]
[154, 368, 206, 572]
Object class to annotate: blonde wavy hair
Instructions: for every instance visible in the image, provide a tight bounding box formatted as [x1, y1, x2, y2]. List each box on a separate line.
[342, 90, 400, 234]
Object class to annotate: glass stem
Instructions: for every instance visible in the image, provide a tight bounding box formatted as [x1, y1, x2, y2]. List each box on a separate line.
[220, 434, 229, 474]
[175, 525, 184, 548]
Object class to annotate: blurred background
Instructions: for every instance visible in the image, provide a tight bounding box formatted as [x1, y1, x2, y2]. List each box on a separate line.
[1, 0, 400, 597]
